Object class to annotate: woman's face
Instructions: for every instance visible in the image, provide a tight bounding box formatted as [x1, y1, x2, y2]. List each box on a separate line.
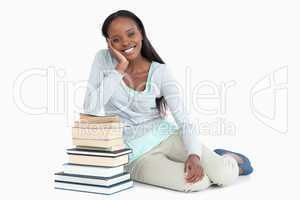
[107, 17, 143, 61]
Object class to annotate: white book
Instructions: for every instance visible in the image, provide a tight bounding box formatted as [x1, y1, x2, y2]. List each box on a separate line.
[72, 127, 123, 140]
[55, 179, 133, 195]
[68, 154, 128, 167]
[63, 163, 124, 177]
[66, 148, 132, 157]
[76, 144, 126, 152]
[73, 121, 126, 129]
[54, 172, 130, 187]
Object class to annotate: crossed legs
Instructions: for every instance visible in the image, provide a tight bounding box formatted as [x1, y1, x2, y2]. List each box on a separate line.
[125, 132, 239, 192]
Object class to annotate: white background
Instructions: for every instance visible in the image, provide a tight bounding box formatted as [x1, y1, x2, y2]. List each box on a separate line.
[1, 0, 299, 199]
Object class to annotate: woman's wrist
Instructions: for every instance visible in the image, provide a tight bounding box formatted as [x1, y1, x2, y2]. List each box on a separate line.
[188, 154, 201, 161]
[116, 62, 128, 75]
[116, 68, 125, 75]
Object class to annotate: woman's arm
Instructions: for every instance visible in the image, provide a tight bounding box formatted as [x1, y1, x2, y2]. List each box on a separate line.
[161, 65, 202, 159]
[83, 50, 125, 114]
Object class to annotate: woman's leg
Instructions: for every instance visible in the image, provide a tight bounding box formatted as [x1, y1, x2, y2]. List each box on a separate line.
[125, 133, 212, 192]
[130, 153, 212, 192]
[162, 132, 240, 186]
[125, 130, 239, 192]
[200, 145, 240, 186]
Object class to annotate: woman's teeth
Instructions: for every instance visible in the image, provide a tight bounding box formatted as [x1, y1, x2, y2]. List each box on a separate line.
[124, 47, 135, 54]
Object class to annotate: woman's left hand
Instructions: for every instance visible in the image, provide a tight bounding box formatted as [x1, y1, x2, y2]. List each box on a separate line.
[184, 154, 204, 183]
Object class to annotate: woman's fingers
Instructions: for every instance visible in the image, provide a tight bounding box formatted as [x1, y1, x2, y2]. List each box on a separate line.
[106, 38, 115, 56]
[106, 38, 128, 65]
[106, 38, 117, 54]
[185, 164, 197, 183]
[107, 38, 118, 55]
[186, 173, 196, 183]
[185, 163, 204, 183]
[106, 38, 112, 49]
[194, 166, 204, 183]
[184, 157, 205, 183]
[190, 168, 200, 183]
[185, 164, 193, 181]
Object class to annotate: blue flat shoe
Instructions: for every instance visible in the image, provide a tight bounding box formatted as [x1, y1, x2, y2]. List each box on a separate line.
[214, 149, 253, 176]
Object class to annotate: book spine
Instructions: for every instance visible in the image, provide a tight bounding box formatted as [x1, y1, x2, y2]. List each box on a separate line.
[72, 138, 124, 148]
[72, 127, 122, 140]
[69, 154, 128, 167]
[75, 144, 126, 151]
[73, 121, 124, 129]
[79, 114, 120, 123]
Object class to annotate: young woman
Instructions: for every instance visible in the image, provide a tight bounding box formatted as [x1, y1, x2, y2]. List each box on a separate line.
[83, 10, 253, 192]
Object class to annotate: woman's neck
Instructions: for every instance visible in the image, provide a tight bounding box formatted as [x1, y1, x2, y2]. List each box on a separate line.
[127, 55, 150, 73]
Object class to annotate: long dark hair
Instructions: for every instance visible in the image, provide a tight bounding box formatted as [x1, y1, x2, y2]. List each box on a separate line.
[101, 10, 167, 116]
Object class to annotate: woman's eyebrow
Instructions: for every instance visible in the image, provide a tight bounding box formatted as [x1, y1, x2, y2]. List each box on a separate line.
[126, 28, 134, 32]
[110, 28, 134, 38]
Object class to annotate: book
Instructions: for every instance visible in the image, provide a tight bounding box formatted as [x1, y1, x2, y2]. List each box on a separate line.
[79, 113, 120, 123]
[76, 144, 126, 152]
[54, 112, 133, 195]
[54, 172, 130, 187]
[55, 179, 133, 195]
[73, 121, 125, 129]
[63, 163, 124, 177]
[67, 148, 132, 157]
[72, 138, 124, 148]
[72, 127, 122, 140]
[68, 154, 129, 167]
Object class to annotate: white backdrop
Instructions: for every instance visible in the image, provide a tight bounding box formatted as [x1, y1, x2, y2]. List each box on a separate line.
[1, 0, 299, 199]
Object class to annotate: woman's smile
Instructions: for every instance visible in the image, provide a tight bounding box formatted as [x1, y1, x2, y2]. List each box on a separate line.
[122, 45, 136, 55]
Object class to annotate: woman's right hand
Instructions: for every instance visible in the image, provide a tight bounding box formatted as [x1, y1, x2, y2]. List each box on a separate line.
[106, 38, 129, 74]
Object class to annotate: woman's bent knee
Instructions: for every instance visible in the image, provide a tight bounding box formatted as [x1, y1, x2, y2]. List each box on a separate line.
[181, 174, 212, 193]
[212, 156, 239, 186]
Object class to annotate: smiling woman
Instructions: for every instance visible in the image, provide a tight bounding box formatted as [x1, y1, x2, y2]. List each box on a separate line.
[107, 18, 142, 59]
[83, 10, 253, 193]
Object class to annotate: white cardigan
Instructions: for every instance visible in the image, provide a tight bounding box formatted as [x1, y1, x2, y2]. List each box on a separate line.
[83, 49, 202, 161]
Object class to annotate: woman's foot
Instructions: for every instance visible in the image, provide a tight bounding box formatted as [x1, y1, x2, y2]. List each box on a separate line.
[214, 149, 253, 176]
[223, 152, 244, 175]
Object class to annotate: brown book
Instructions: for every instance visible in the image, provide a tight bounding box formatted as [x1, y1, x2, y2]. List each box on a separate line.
[68, 154, 128, 167]
[72, 138, 124, 148]
[73, 121, 124, 129]
[72, 127, 122, 140]
[76, 144, 126, 152]
[80, 113, 120, 123]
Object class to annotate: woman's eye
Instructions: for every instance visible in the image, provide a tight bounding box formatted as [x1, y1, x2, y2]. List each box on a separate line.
[112, 38, 119, 43]
[128, 32, 135, 37]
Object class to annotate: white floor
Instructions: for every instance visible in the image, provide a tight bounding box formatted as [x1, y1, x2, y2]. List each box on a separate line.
[3, 1, 298, 198]
[52, 174, 284, 200]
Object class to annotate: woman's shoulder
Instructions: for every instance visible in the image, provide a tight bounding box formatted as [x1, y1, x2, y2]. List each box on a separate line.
[93, 48, 118, 69]
[151, 61, 173, 78]
[149, 61, 176, 89]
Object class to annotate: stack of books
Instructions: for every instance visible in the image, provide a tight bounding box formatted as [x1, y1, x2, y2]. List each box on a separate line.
[55, 113, 133, 195]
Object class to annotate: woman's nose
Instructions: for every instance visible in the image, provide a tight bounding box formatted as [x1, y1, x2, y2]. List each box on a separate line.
[121, 38, 130, 47]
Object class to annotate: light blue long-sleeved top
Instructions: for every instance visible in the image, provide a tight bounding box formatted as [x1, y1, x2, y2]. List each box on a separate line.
[83, 49, 202, 163]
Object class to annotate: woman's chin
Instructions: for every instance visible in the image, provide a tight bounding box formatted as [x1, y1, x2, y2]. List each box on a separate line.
[124, 53, 139, 61]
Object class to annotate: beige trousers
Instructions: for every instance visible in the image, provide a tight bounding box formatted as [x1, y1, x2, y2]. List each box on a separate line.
[124, 130, 239, 192]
